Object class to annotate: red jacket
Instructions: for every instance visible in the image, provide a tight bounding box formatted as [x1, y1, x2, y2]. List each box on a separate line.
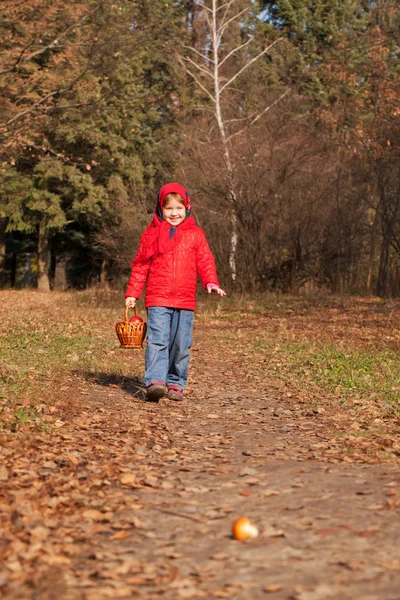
[125, 225, 219, 310]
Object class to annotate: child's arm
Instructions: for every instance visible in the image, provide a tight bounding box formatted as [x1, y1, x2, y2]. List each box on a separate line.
[125, 240, 152, 301]
[125, 259, 150, 301]
[196, 232, 226, 296]
[206, 283, 226, 297]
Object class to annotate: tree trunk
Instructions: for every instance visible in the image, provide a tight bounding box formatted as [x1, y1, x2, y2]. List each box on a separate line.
[377, 232, 390, 297]
[23, 253, 33, 288]
[367, 208, 379, 295]
[183, 1, 284, 286]
[50, 236, 57, 289]
[10, 253, 17, 288]
[54, 259, 67, 290]
[185, 0, 197, 44]
[37, 222, 51, 292]
[336, 251, 343, 295]
[99, 259, 108, 286]
[229, 213, 238, 283]
[211, 1, 238, 283]
[0, 217, 6, 286]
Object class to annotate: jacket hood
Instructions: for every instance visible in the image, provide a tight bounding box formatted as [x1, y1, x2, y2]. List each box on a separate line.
[157, 182, 191, 215]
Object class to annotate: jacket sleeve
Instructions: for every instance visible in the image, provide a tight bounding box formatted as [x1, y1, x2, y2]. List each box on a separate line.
[125, 238, 151, 299]
[196, 231, 219, 289]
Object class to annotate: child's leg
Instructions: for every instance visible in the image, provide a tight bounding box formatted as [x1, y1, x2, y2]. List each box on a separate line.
[143, 307, 172, 387]
[167, 309, 194, 390]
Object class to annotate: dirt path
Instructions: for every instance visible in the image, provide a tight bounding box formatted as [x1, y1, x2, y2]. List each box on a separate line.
[1, 317, 400, 599]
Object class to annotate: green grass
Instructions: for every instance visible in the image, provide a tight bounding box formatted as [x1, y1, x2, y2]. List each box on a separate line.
[301, 346, 400, 396]
[1, 332, 107, 392]
[0, 306, 135, 429]
[2, 289, 400, 433]
[256, 336, 400, 410]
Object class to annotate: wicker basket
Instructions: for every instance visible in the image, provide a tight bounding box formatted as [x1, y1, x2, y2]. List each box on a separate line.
[115, 306, 147, 349]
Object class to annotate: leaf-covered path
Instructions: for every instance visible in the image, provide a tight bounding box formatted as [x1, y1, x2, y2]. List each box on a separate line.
[1, 293, 400, 599]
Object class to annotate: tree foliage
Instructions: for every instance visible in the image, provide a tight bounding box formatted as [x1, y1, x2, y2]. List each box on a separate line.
[1, 0, 186, 288]
[0, 0, 399, 296]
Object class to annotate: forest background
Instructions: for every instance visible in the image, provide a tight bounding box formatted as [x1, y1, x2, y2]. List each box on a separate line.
[0, 0, 399, 297]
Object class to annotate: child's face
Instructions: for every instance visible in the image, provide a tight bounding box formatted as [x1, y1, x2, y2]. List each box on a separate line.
[162, 197, 186, 226]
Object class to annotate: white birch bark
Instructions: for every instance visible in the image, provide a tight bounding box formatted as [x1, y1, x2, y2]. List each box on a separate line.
[181, 0, 284, 283]
[211, 0, 238, 280]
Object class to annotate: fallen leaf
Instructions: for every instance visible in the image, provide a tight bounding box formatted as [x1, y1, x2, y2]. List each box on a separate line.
[126, 576, 148, 585]
[366, 503, 385, 510]
[211, 583, 243, 597]
[82, 509, 104, 521]
[239, 467, 258, 476]
[167, 552, 186, 559]
[29, 526, 50, 541]
[379, 559, 400, 571]
[121, 473, 137, 487]
[211, 552, 231, 561]
[0, 465, 8, 481]
[263, 584, 283, 593]
[337, 560, 364, 571]
[143, 475, 159, 487]
[110, 529, 131, 540]
[262, 490, 280, 497]
[262, 526, 286, 538]
[315, 527, 342, 536]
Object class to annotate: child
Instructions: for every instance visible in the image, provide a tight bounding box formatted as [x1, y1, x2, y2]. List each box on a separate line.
[125, 182, 226, 402]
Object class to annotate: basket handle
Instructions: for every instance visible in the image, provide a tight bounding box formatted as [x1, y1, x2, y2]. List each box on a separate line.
[124, 305, 138, 322]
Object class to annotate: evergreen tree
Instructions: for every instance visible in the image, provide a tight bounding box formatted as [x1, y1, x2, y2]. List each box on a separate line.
[260, 0, 371, 96]
[0, 0, 186, 289]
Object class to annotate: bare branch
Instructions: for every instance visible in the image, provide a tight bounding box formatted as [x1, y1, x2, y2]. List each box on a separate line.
[3, 90, 62, 128]
[0, 3, 101, 76]
[0, 35, 36, 76]
[181, 55, 213, 78]
[183, 45, 214, 65]
[248, 89, 289, 126]
[219, 7, 249, 35]
[219, 0, 237, 25]
[197, 1, 213, 13]
[226, 90, 289, 142]
[198, 0, 241, 17]
[25, 5, 100, 61]
[179, 59, 216, 103]
[219, 37, 253, 67]
[44, 103, 92, 112]
[27, 143, 92, 167]
[203, 5, 212, 30]
[224, 116, 248, 123]
[216, 0, 236, 13]
[0, 0, 26, 14]
[219, 38, 283, 94]
[1, 57, 93, 131]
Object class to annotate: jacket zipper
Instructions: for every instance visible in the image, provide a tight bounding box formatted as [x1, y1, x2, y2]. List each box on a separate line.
[171, 248, 177, 305]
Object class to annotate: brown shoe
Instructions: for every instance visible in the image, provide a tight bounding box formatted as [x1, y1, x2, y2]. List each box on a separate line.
[146, 381, 166, 402]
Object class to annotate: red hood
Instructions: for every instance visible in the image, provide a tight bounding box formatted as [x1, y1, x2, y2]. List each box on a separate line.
[158, 182, 191, 213]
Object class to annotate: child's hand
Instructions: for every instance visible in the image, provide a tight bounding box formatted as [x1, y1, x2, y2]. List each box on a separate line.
[125, 297, 136, 308]
[206, 284, 226, 297]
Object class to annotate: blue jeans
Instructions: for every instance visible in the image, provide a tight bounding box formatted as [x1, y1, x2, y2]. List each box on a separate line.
[144, 307, 194, 390]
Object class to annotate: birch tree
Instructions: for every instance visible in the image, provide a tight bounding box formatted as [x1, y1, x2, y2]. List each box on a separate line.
[180, 0, 286, 282]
